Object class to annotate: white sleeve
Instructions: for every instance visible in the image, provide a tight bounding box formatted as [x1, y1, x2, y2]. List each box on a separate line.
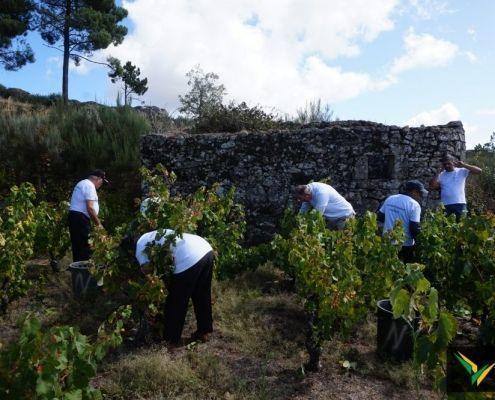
[379, 198, 388, 213]
[82, 181, 98, 201]
[410, 203, 421, 223]
[461, 168, 470, 178]
[312, 191, 330, 213]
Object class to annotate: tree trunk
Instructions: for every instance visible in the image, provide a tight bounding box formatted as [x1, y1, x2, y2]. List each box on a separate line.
[62, 0, 72, 105]
[305, 295, 322, 372]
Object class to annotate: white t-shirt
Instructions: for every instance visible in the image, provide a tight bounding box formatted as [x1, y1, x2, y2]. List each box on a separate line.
[380, 194, 421, 247]
[300, 182, 355, 219]
[135, 230, 213, 274]
[439, 167, 469, 205]
[69, 179, 99, 218]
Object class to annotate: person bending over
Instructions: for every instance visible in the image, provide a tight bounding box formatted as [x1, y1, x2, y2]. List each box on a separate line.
[135, 229, 214, 345]
[377, 180, 428, 263]
[295, 182, 355, 230]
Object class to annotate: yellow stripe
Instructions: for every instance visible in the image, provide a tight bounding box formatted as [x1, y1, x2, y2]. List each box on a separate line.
[477, 363, 495, 386]
[459, 352, 478, 373]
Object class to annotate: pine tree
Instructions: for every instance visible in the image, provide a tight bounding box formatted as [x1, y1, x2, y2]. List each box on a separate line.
[107, 57, 148, 106]
[0, 0, 35, 71]
[35, 0, 128, 104]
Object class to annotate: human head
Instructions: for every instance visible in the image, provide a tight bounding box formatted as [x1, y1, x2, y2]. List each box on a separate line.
[119, 234, 138, 259]
[295, 185, 312, 202]
[404, 180, 428, 202]
[88, 169, 109, 189]
[441, 154, 455, 172]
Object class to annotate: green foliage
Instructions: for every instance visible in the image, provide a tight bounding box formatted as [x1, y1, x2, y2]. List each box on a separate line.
[107, 57, 148, 106]
[0, 0, 35, 70]
[89, 165, 252, 336]
[390, 264, 457, 391]
[35, 0, 128, 102]
[0, 305, 132, 399]
[0, 104, 150, 229]
[416, 209, 495, 316]
[467, 133, 495, 212]
[179, 65, 226, 120]
[0, 182, 37, 312]
[33, 200, 71, 262]
[193, 101, 279, 133]
[271, 210, 404, 366]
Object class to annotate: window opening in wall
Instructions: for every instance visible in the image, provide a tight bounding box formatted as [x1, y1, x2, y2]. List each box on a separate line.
[368, 154, 395, 179]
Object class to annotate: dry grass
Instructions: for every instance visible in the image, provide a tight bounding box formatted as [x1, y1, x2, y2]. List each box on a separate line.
[1, 262, 437, 399]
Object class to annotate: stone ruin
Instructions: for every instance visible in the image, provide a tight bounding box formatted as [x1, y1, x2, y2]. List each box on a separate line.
[141, 120, 465, 243]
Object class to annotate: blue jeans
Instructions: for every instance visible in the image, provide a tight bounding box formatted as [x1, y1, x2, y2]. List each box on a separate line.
[445, 203, 467, 220]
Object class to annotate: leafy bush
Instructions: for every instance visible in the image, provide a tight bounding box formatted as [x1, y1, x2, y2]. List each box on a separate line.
[0, 183, 37, 312]
[193, 101, 279, 133]
[416, 209, 495, 315]
[33, 201, 71, 265]
[270, 210, 404, 370]
[389, 263, 457, 391]
[467, 133, 495, 212]
[0, 306, 132, 399]
[0, 103, 150, 229]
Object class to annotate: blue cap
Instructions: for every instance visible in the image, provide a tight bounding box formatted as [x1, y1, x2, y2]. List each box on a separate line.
[405, 180, 428, 197]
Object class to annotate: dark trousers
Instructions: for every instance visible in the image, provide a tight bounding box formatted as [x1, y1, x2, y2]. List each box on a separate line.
[399, 245, 415, 264]
[445, 203, 467, 221]
[68, 211, 91, 262]
[164, 251, 214, 344]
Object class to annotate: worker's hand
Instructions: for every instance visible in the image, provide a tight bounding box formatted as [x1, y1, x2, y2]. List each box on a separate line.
[454, 160, 464, 168]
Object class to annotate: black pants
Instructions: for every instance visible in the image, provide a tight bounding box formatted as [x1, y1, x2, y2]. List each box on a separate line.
[68, 211, 91, 262]
[399, 245, 415, 264]
[163, 251, 214, 344]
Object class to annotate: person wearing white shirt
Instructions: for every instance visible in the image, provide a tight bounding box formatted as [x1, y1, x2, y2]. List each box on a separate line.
[377, 180, 428, 263]
[429, 154, 482, 220]
[135, 229, 214, 345]
[295, 182, 355, 230]
[68, 170, 107, 261]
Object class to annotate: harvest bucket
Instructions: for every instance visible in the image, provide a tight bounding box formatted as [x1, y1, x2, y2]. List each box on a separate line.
[376, 299, 417, 362]
[68, 261, 103, 297]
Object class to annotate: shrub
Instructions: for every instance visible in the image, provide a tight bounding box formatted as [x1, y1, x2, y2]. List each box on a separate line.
[0, 183, 37, 313]
[0, 306, 131, 399]
[193, 101, 279, 133]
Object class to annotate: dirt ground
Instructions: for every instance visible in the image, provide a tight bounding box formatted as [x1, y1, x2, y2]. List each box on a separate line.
[1, 261, 438, 400]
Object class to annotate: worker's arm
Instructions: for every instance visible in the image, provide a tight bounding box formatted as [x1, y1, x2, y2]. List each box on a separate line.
[86, 200, 102, 228]
[409, 203, 421, 240]
[409, 221, 421, 239]
[429, 164, 443, 190]
[455, 160, 482, 175]
[299, 202, 311, 214]
[377, 211, 385, 223]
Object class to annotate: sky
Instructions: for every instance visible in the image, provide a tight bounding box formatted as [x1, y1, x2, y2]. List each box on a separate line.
[1, 0, 493, 148]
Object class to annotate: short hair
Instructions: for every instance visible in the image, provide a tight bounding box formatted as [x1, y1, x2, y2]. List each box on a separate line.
[441, 154, 454, 163]
[295, 185, 311, 196]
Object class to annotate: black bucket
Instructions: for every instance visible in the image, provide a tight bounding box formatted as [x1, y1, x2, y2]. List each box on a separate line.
[68, 261, 102, 297]
[377, 299, 417, 362]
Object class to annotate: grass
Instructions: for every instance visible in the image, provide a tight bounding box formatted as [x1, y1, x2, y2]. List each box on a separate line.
[1, 262, 437, 399]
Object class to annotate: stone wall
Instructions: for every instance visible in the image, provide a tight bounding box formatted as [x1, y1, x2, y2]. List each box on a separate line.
[141, 121, 465, 242]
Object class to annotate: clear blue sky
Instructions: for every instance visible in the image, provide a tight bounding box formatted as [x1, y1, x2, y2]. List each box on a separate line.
[1, 0, 493, 148]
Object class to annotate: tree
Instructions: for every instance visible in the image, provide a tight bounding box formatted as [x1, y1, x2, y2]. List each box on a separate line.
[35, 0, 128, 104]
[0, 0, 35, 71]
[107, 56, 148, 106]
[179, 65, 226, 119]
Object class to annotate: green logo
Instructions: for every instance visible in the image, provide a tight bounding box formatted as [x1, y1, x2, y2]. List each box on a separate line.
[455, 352, 495, 387]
